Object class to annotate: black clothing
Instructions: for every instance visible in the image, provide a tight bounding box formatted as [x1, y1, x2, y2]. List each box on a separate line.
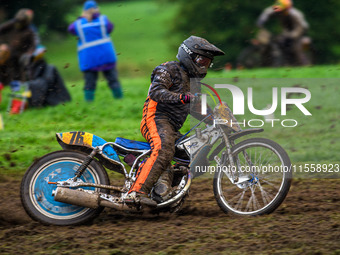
[28, 60, 71, 107]
[147, 61, 191, 131]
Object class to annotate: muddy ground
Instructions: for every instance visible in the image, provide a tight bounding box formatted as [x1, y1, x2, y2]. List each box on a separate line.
[0, 177, 339, 255]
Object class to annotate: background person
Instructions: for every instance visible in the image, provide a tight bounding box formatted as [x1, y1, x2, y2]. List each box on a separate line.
[68, 0, 123, 102]
[8, 45, 72, 114]
[26, 46, 71, 108]
[0, 9, 36, 85]
[256, 0, 311, 66]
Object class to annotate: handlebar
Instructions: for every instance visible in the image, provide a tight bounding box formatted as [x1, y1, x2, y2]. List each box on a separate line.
[199, 82, 223, 105]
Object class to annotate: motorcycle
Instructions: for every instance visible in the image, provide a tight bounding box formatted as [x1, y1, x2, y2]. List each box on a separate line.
[237, 29, 313, 68]
[20, 83, 292, 225]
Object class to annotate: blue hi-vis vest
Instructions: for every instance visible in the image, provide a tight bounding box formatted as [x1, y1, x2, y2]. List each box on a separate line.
[75, 15, 117, 71]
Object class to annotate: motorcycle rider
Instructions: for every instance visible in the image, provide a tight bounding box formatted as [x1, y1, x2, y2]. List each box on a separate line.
[256, 0, 311, 66]
[125, 36, 224, 207]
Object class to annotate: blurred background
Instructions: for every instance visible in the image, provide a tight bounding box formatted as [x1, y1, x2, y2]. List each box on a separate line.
[1, 0, 340, 80]
[0, 0, 339, 175]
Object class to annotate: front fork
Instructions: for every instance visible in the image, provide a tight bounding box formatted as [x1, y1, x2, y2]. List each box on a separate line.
[219, 127, 239, 183]
[218, 126, 254, 185]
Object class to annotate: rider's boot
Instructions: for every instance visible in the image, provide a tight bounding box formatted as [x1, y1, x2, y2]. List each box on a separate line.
[124, 191, 157, 208]
[154, 168, 174, 199]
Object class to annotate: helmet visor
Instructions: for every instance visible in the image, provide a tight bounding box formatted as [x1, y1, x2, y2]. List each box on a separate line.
[194, 55, 212, 69]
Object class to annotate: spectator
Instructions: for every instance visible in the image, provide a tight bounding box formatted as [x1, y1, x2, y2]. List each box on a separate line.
[8, 46, 72, 114]
[68, 0, 123, 102]
[0, 9, 36, 85]
[26, 47, 71, 108]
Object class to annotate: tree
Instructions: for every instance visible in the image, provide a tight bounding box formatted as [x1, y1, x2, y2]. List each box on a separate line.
[170, 0, 340, 66]
[0, 0, 80, 35]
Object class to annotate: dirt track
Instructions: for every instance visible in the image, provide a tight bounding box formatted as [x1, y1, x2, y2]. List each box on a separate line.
[0, 177, 339, 255]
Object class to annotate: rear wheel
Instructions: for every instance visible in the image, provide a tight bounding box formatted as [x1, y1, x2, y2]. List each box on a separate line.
[21, 150, 110, 225]
[213, 138, 292, 216]
[237, 45, 262, 69]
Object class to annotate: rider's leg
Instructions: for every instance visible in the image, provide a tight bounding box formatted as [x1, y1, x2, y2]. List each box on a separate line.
[129, 118, 176, 195]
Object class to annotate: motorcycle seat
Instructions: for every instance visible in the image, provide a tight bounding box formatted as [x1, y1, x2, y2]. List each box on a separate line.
[114, 137, 151, 151]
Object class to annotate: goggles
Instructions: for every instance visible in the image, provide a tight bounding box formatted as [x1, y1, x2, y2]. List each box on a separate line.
[180, 43, 213, 69]
[193, 55, 213, 69]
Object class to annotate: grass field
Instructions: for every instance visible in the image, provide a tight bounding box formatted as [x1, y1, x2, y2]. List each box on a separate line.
[0, 0, 339, 177]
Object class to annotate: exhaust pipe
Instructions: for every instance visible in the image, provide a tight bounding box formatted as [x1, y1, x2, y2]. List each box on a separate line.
[54, 187, 100, 209]
[53, 187, 137, 211]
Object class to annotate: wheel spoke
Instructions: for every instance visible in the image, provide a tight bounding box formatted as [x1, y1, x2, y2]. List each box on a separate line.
[214, 138, 291, 216]
[260, 178, 280, 189]
[235, 191, 246, 211]
[262, 153, 277, 167]
[258, 182, 274, 205]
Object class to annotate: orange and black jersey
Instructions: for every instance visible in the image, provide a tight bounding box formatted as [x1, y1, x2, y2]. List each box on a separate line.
[143, 61, 193, 131]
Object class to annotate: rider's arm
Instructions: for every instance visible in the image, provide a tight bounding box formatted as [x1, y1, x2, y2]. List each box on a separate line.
[0, 19, 17, 35]
[256, 7, 275, 28]
[148, 66, 184, 104]
[283, 9, 309, 39]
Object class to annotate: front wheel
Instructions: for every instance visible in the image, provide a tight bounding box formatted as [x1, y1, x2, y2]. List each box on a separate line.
[20, 150, 110, 225]
[213, 138, 292, 216]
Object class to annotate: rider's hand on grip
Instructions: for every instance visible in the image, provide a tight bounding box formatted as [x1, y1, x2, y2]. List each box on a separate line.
[180, 93, 198, 104]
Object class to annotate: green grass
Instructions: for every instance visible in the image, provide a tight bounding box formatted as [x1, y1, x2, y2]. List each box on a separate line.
[0, 1, 339, 177]
[205, 69, 340, 166]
